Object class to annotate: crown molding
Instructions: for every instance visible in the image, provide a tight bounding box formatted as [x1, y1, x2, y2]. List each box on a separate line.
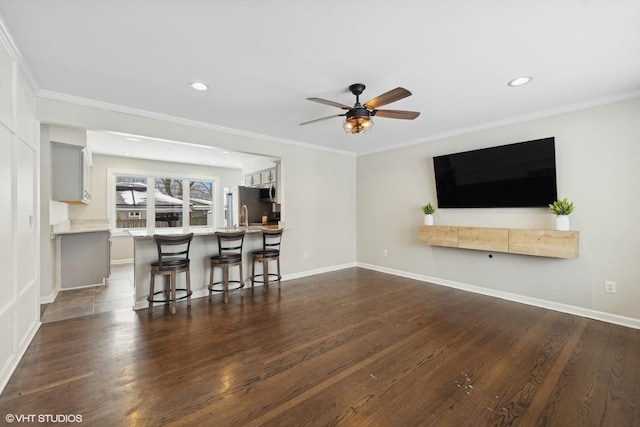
[359, 90, 640, 157]
[37, 89, 357, 158]
[0, 14, 39, 92]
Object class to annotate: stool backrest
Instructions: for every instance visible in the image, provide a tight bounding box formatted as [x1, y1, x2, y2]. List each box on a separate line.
[216, 230, 245, 256]
[154, 233, 194, 267]
[262, 228, 283, 252]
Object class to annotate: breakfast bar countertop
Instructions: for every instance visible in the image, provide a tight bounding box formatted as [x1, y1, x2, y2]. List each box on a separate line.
[128, 224, 282, 239]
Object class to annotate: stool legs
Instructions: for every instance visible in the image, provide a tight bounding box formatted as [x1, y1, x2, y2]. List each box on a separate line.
[209, 262, 243, 304]
[223, 265, 229, 304]
[148, 269, 191, 314]
[251, 257, 281, 288]
[186, 269, 191, 307]
[209, 266, 214, 301]
[251, 260, 256, 288]
[170, 271, 177, 314]
[149, 274, 155, 313]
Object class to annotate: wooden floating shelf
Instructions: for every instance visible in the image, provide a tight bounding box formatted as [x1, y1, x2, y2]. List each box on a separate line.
[419, 225, 579, 259]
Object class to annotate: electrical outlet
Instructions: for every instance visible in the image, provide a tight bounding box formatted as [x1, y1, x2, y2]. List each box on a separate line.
[303, 251, 309, 259]
[604, 281, 617, 294]
[382, 249, 388, 256]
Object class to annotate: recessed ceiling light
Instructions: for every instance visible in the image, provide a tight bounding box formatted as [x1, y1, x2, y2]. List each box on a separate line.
[123, 152, 132, 156]
[126, 137, 140, 142]
[189, 82, 208, 91]
[508, 76, 533, 87]
[222, 151, 230, 154]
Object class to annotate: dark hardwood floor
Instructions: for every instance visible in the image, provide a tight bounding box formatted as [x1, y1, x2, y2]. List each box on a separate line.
[1, 268, 638, 426]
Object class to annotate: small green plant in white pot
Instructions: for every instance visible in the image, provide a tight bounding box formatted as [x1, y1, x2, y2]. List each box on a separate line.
[549, 198, 574, 231]
[421, 203, 436, 225]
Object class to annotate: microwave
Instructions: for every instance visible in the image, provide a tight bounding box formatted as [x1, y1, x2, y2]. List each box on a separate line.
[260, 185, 276, 203]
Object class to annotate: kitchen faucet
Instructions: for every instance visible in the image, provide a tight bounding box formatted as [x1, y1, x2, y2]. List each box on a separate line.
[241, 204, 248, 228]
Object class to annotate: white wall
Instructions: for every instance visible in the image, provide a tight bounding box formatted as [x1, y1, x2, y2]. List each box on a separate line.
[37, 98, 358, 276]
[357, 98, 640, 323]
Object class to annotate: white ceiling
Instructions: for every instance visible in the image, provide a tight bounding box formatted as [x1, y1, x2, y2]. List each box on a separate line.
[1, 0, 639, 157]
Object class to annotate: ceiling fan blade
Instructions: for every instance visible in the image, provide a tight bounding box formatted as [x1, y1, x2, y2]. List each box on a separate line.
[372, 109, 420, 120]
[306, 97, 352, 110]
[299, 114, 345, 126]
[364, 87, 412, 109]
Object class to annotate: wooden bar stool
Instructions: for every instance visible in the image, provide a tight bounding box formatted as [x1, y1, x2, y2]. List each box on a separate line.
[251, 228, 283, 288]
[208, 230, 246, 303]
[148, 233, 193, 314]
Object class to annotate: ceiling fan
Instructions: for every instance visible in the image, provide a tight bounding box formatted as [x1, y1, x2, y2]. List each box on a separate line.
[300, 83, 420, 134]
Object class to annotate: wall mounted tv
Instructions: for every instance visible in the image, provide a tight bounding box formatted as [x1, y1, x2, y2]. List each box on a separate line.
[433, 137, 557, 208]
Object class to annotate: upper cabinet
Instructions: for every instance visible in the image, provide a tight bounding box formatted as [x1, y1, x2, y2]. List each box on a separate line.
[244, 161, 280, 203]
[51, 142, 91, 204]
[245, 167, 277, 188]
[49, 125, 90, 204]
[261, 169, 276, 187]
[245, 172, 261, 187]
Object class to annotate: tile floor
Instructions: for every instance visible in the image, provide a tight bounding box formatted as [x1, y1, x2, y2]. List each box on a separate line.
[40, 263, 135, 323]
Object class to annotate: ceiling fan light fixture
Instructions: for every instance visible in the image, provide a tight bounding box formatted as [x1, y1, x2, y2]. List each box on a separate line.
[301, 83, 419, 133]
[343, 116, 373, 134]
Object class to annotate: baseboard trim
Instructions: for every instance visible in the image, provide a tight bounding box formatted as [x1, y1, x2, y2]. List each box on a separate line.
[111, 259, 134, 266]
[357, 263, 640, 330]
[281, 262, 357, 281]
[40, 288, 59, 305]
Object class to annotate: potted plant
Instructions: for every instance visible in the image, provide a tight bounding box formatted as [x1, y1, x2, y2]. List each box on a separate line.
[549, 198, 574, 231]
[421, 202, 436, 225]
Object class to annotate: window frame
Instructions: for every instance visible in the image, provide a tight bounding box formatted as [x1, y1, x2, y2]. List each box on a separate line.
[108, 168, 219, 236]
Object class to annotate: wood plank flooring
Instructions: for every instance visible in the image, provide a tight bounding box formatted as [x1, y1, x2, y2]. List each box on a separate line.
[1, 268, 638, 426]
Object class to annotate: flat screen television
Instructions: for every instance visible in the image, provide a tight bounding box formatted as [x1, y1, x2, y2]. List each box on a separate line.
[433, 137, 557, 208]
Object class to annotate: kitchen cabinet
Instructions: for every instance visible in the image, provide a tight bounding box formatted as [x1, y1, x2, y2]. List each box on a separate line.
[52, 142, 91, 203]
[245, 173, 261, 187]
[60, 231, 111, 288]
[245, 168, 277, 188]
[260, 169, 276, 187]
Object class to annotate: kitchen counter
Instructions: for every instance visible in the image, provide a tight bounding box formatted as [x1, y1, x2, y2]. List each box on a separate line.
[128, 224, 281, 239]
[130, 225, 284, 309]
[51, 219, 111, 235]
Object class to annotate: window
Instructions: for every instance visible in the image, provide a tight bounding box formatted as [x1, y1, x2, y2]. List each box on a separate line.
[154, 178, 185, 227]
[115, 175, 147, 229]
[113, 172, 214, 231]
[189, 181, 213, 226]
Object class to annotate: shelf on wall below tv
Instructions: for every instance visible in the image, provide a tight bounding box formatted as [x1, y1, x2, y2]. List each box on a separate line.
[418, 225, 579, 259]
